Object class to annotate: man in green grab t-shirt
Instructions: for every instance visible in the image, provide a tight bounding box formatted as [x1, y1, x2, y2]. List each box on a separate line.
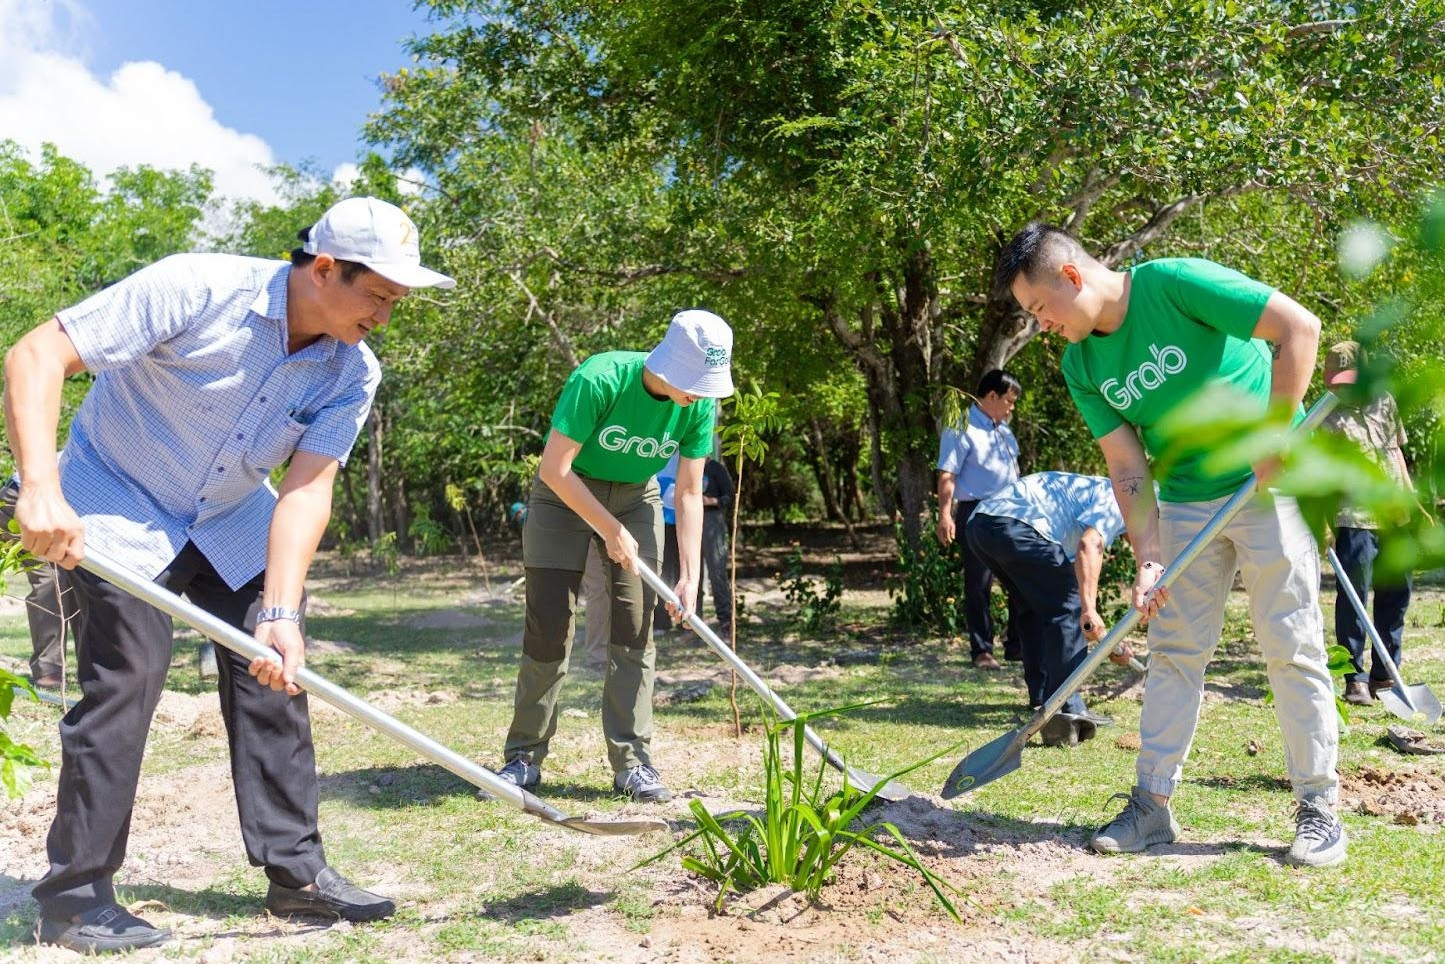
[994, 224, 1344, 868]
[497, 310, 733, 803]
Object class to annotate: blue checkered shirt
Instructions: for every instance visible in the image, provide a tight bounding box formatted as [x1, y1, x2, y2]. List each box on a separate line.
[974, 472, 1126, 561]
[936, 405, 1019, 500]
[55, 253, 381, 589]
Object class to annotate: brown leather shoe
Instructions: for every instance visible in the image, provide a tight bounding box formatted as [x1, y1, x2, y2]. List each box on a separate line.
[1369, 678, 1396, 698]
[1343, 680, 1373, 706]
[972, 653, 1001, 670]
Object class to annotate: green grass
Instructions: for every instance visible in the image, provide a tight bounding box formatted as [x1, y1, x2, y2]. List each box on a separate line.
[1, 557, 1443, 963]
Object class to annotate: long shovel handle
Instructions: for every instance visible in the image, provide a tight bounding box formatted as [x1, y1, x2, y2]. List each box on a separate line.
[75, 548, 665, 836]
[1023, 392, 1341, 738]
[635, 556, 909, 799]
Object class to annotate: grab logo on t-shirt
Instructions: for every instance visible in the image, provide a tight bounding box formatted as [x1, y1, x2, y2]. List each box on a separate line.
[1099, 343, 1188, 411]
[598, 424, 680, 459]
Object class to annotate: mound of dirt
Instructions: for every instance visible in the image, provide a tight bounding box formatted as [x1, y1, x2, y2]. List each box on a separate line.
[1341, 766, 1445, 825]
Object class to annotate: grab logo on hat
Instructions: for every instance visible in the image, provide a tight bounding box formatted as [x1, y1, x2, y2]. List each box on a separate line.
[704, 346, 730, 369]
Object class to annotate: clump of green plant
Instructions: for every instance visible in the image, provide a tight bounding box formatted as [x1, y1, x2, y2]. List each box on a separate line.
[640, 705, 963, 920]
[888, 516, 966, 635]
[776, 544, 843, 632]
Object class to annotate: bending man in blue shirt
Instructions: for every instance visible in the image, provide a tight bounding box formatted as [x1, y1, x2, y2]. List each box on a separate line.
[966, 472, 1137, 744]
[4, 197, 454, 953]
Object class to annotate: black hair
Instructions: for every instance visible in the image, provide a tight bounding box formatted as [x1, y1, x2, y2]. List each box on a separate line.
[976, 368, 1022, 399]
[289, 227, 372, 284]
[992, 222, 1089, 301]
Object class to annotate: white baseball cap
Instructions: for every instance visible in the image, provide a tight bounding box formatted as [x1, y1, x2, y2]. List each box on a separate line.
[645, 309, 735, 398]
[303, 196, 455, 290]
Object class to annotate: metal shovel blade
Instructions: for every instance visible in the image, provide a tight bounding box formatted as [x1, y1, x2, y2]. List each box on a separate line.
[1377, 686, 1443, 727]
[1326, 547, 1442, 726]
[77, 548, 667, 837]
[635, 558, 912, 802]
[940, 727, 1026, 799]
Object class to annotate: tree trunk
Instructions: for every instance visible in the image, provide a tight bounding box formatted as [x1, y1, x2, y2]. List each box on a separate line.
[968, 294, 1038, 391]
[807, 417, 844, 523]
[814, 242, 941, 547]
[366, 407, 384, 546]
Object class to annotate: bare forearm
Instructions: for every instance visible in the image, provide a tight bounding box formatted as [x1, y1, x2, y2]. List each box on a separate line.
[675, 489, 703, 583]
[264, 486, 332, 609]
[937, 472, 957, 513]
[4, 337, 69, 486]
[1074, 540, 1104, 614]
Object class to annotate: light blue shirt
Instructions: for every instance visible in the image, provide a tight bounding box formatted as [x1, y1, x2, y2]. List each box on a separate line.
[55, 253, 381, 589]
[936, 405, 1019, 500]
[657, 454, 679, 525]
[974, 472, 1125, 561]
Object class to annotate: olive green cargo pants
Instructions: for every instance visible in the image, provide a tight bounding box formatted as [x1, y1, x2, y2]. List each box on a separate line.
[504, 475, 663, 773]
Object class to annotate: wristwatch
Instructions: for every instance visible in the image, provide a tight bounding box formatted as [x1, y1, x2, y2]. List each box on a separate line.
[256, 605, 303, 625]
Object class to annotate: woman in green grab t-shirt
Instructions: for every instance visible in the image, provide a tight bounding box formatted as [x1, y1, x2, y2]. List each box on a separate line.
[495, 310, 734, 802]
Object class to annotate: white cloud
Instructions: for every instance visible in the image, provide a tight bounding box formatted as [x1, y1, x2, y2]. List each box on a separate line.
[331, 163, 362, 189]
[0, 0, 280, 204]
[330, 163, 428, 199]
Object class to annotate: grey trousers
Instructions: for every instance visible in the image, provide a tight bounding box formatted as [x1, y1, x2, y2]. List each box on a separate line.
[1139, 493, 1338, 803]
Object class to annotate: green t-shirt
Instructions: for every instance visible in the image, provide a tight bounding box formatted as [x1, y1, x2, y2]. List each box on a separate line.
[550, 351, 716, 483]
[1062, 258, 1275, 502]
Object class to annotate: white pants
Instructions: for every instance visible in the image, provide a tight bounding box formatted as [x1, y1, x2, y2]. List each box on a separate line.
[1138, 492, 1338, 803]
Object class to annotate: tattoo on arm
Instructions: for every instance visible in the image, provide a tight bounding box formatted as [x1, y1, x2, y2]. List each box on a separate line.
[1120, 475, 1144, 496]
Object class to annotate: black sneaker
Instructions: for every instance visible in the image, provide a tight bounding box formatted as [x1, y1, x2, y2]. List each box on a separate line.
[265, 867, 396, 922]
[1285, 797, 1347, 868]
[36, 904, 171, 953]
[615, 764, 672, 803]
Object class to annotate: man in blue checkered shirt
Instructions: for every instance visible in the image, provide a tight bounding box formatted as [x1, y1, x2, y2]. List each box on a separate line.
[3, 197, 453, 954]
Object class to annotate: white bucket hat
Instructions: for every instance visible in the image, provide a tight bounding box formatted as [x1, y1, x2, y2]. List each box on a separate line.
[303, 196, 455, 290]
[645, 309, 735, 398]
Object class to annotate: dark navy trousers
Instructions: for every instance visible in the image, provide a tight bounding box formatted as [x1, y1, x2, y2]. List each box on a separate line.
[1333, 526, 1411, 684]
[966, 513, 1085, 714]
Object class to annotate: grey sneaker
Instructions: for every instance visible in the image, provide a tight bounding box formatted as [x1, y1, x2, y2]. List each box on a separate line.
[615, 764, 672, 803]
[1090, 786, 1181, 854]
[495, 754, 540, 790]
[1286, 797, 1347, 868]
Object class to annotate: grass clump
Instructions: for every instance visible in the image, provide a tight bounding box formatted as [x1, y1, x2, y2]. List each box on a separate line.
[642, 704, 962, 919]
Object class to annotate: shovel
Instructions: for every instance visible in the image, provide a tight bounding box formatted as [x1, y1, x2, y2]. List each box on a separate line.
[77, 548, 668, 837]
[636, 558, 912, 801]
[942, 392, 1339, 798]
[1326, 546, 1441, 725]
[9, 684, 76, 710]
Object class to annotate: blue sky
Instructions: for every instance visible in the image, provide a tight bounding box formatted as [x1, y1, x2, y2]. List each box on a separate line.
[0, 0, 443, 203]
